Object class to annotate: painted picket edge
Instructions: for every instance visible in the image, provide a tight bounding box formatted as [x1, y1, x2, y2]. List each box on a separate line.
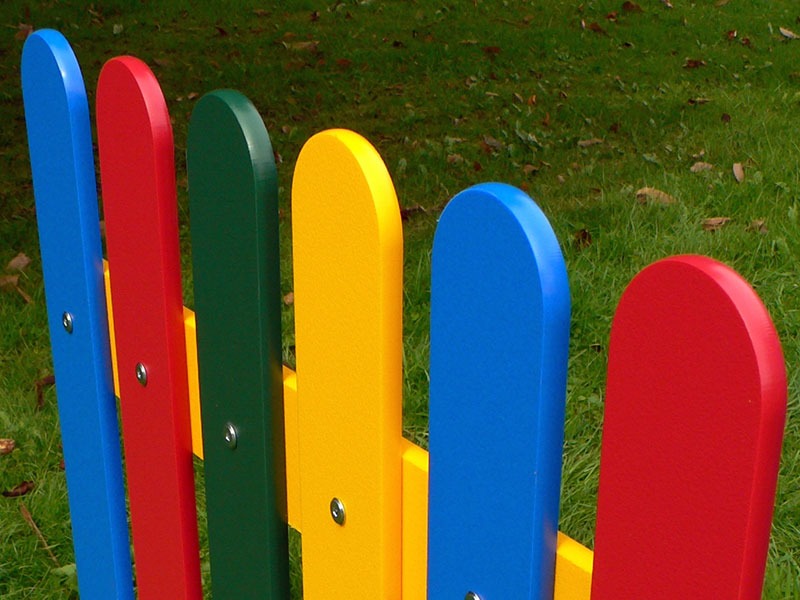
[101, 262, 595, 599]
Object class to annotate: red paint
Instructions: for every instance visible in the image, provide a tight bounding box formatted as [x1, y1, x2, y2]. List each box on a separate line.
[97, 56, 202, 600]
[592, 255, 786, 599]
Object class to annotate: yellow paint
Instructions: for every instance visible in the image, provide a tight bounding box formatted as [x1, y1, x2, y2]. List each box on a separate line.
[282, 367, 301, 530]
[554, 532, 594, 599]
[292, 129, 404, 599]
[401, 440, 429, 600]
[104, 262, 120, 397]
[182, 309, 203, 459]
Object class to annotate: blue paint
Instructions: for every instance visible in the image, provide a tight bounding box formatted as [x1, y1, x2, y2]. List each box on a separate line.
[427, 183, 570, 600]
[22, 30, 133, 600]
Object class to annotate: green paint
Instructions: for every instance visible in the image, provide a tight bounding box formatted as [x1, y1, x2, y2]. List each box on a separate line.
[188, 90, 288, 599]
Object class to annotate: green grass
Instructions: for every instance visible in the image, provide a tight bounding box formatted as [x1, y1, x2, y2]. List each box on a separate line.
[1, 0, 799, 597]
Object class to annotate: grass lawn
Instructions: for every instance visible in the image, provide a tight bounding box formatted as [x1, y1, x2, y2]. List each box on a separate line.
[1, 0, 799, 597]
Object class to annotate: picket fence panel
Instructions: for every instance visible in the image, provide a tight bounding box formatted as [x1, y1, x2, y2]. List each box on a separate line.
[21, 29, 787, 600]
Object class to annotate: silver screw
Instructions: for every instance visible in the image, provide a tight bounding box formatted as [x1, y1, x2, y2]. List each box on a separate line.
[224, 422, 238, 449]
[330, 497, 346, 525]
[465, 593, 482, 600]
[62, 312, 74, 334]
[135, 363, 148, 386]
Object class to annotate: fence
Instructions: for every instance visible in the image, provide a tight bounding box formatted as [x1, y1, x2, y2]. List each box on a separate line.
[21, 29, 787, 600]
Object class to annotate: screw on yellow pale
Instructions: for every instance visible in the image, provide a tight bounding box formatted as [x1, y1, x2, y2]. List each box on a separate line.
[291, 129, 404, 599]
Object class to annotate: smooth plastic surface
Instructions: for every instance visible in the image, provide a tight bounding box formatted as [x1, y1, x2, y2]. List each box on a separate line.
[97, 56, 202, 600]
[21, 29, 134, 600]
[591, 255, 786, 600]
[291, 129, 404, 599]
[188, 89, 289, 599]
[427, 183, 570, 600]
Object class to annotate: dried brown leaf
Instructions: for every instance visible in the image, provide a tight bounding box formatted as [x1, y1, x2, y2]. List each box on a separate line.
[690, 161, 714, 173]
[482, 135, 504, 149]
[0, 274, 19, 290]
[284, 40, 320, 52]
[400, 205, 428, 221]
[15, 286, 32, 304]
[780, 27, 799, 40]
[447, 153, 464, 165]
[587, 22, 606, 34]
[573, 229, 592, 249]
[578, 138, 603, 148]
[683, 58, 707, 69]
[702, 217, 732, 231]
[636, 187, 676, 204]
[0, 439, 15, 455]
[283, 292, 294, 306]
[733, 162, 745, 183]
[522, 164, 540, 175]
[15, 24, 33, 41]
[482, 46, 501, 59]
[622, 1, 643, 12]
[35, 375, 55, 410]
[3, 481, 35, 497]
[746, 219, 768, 234]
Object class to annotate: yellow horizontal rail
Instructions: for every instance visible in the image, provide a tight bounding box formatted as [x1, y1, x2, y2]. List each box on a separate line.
[104, 262, 593, 598]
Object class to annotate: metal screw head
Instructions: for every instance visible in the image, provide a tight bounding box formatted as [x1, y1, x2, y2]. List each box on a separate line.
[224, 422, 238, 449]
[62, 312, 74, 334]
[330, 497, 346, 525]
[135, 363, 148, 386]
[465, 593, 482, 600]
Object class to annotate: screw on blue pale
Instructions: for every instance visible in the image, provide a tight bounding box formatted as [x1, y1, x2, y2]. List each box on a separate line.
[426, 183, 570, 600]
[22, 30, 134, 600]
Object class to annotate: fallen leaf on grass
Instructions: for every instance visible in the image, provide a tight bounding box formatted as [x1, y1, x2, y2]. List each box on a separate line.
[522, 164, 540, 175]
[482, 46, 501, 59]
[0, 439, 15, 455]
[683, 58, 707, 69]
[636, 187, 676, 204]
[35, 375, 55, 410]
[688, 97, 711, 105]
[283, 40, 320, 52]
[3, 481, 34, 497]
[283, 292, 294, 306]
[578, 138, 603, 148]
[0, 274, 32, 304]
[573, 229, 592, 249]
[690, 161, 714, 172]
[400, 204, 429, 221]
[780, 27, 799, 40]
[15, 24, 33, 41]
[6, 253, 31, 272]
[622, 1, 643, 12]
[0, 274, 19, 290]
[746, 219, 768, 234]
[733, 162, 745, 183]
[702, 217, 732, 231]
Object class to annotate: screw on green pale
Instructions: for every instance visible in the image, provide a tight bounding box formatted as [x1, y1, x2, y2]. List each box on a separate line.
[188, 90, 289, 599]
